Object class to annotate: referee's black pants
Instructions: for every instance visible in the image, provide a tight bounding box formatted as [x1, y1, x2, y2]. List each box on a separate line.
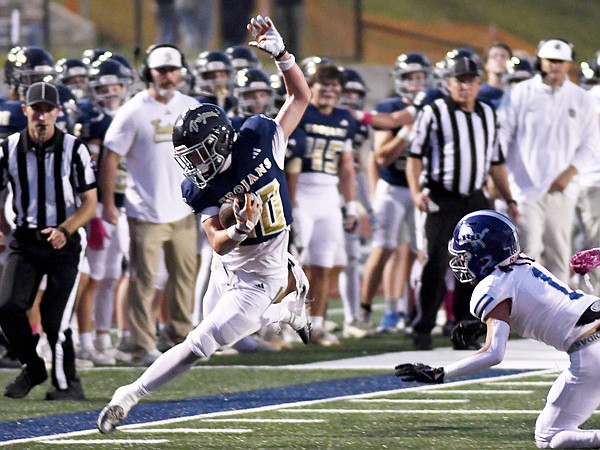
[412, 189, 489, 337]
[0, 229, 81, 390]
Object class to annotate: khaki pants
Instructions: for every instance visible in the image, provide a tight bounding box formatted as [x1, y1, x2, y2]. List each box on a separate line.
[127, 215, 198, 354]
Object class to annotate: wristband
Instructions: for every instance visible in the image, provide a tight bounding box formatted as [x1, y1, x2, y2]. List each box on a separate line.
[506, 199, 517, 206]
[227, 225, 248, 242]
[396, 126, 411, 141]
[355, 110, 373, 126]
[57, 226, 71, 240]
[344, 200, 359, 217]
[275, 53, 295, 72]
[275, 47, 288, 60]
[405, 105, 417, 119]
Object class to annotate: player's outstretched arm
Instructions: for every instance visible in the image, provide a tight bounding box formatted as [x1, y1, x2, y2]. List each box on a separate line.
[247, 15, 310, 140]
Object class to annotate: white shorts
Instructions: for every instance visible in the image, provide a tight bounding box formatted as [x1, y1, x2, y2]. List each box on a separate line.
[372, 179, 416, 251]
[295, 184, 344, 268]
[87, 214, 130, 280]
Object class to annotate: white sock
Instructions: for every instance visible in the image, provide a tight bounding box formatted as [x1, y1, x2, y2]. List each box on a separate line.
[79, 332, 93, 351]
[310, 316, 324, 330]
[385, 298, 398, 313]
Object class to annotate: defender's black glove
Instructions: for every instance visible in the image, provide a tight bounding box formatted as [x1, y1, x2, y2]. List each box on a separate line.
[450, 319, 487, 350]
[394, 363, 445, 384]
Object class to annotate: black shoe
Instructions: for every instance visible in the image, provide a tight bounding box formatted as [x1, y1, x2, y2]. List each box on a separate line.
[442, 320, 456, 337]
[452, 340, 482, 351]
[0, 356, 22, 369]
[4, 365, 48, 399]
[412, 333, 433, 351]
[45, 379, 86, 401]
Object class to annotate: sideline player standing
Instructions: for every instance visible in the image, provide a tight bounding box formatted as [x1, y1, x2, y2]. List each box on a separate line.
[97, 15, 311, 433]
[396, 210, 600, 449]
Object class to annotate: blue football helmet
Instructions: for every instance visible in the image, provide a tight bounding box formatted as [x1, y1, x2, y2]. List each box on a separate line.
[449, 210, 520, 283]
[503, 56, 534, 87]
[55, 58, 89, 99]
[579, 52, 600, 89]
[340, 67, 367, 110]
[226, 45, 261, 71]
[173, 104, 237, 189]
[393, 52, 432, 100]
[194, 50, 234, 97]
[299, 55, 332, 79]
[11, 47, 55, 96]
[233, 68, 275, 117]
[88, 59, 133, 113]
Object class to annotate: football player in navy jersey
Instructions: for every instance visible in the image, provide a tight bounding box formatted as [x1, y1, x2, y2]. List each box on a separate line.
[193, 50, 236, 114]
[290, 63, 359, 346]
[478, 41, 512, 110]
[97, 15, 312, 434]
[359, 52, 433, 334]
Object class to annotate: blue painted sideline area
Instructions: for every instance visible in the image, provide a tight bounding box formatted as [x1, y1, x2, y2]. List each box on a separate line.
[0, 369, 525, 442]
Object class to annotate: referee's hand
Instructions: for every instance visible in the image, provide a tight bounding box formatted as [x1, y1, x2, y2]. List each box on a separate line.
[41, 227, 68, 250]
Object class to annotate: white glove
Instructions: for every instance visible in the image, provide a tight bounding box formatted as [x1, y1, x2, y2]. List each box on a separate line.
[247, 15, 286, 59]
[233, 192, 263, 234]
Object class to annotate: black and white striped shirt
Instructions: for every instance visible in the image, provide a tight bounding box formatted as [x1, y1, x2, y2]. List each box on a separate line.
[409, 96, 504, 196]
[0, 128, 96, 229]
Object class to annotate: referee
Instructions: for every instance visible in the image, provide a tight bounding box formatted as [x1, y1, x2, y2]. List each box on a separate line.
[406, 55, 518, 351]
[0, 82, 97, 400]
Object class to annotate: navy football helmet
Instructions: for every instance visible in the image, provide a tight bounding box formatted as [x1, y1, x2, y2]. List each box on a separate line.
[173, 104, 237, 189]
[88, 59, 133, 113]
[55, 58, 89, 99]
[234, 68, 275, 117]
[81, 48, 108, 66]
[503, 56, 534, 86]
[299, 55, 332, 79]
[579, 53, 600, 89]
[11, 47, 55, 96]
[226, 45, 261, 71]
[340, 67, 367, 110]
[393, 52, 432, 99]
[449, 210, 520, 283]
[194, 50, 234, 97]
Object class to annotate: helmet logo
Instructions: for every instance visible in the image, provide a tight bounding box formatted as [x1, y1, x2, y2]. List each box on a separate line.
[189, 111, 219, 132]
[457, 225, 489, 250]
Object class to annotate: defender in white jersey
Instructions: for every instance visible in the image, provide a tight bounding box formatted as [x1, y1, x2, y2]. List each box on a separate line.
[97, 15, 312, 434]
[396, 210, 600, 449]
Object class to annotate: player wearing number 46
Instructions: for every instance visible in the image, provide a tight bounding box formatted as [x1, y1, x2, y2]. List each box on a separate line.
[97, 15, 312, 434]
[396, 210, 600, 449]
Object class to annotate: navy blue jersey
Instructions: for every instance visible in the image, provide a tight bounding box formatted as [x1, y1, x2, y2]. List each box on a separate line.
[0, 100, 27, 139]
[231, 115, 246, 131]
[182, 115, 292, 246]
[76, 99, 111, 142]
[298, 104, 356, 176]
[478, 83, 504, 110]
[374, 97, 410, 187]
[285, 126, 307, 161]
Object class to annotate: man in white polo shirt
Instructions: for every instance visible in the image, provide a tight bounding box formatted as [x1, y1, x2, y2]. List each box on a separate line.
[499, 38, 600, 283]
[100, 44, 199, 365]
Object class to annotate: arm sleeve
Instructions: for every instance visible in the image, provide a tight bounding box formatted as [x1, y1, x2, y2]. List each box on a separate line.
[444, 319, 509, 380]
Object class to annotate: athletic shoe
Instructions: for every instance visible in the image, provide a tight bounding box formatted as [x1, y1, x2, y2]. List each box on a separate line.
[97, 385, 140, 434]
[132, 348, 162, 366]
[376, 311, 401, 333]
[311, 328, 340, 347]
[46, 379, 86, 400]
[412, 332, 433, 351]
[342, 321, 369, 339]
[4, 364, 48, 399]
[78, 349, 116, 366]
[323, 319, 340, 333]
[157, 332, 177, 353]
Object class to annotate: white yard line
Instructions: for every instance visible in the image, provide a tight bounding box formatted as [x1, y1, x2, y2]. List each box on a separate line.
[124, 428, 252, 434]
[349, 399, 468, 403]
[41, 439, 169, 445]
[417, 389, 533, 395]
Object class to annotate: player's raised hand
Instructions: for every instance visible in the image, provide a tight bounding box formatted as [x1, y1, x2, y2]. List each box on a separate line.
[233, 192, 263, 235]
[248, 15, 286, 59]
[394, 363, 445, 383]
[570, 248, 600, 275]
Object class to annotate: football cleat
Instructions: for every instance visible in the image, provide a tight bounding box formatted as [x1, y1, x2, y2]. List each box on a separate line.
[97, 385, 140, 434]
[280, 292, 312, 345]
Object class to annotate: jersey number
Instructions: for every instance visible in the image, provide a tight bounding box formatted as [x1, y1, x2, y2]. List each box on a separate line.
[531, 267, 583, 300]
[306, 137, 344, 175]
[255, 179, 286, 236]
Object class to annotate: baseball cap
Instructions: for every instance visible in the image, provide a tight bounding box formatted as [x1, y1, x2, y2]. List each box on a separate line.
[26, 81, 59, 108]
[446, 57, 480, 78]
[537, 39, 573, 62]
[147, 46, 183, 69]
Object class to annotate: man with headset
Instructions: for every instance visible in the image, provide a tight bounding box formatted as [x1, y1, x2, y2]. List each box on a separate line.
[499, 38, 600, 283]
[100, 44, 199, 366]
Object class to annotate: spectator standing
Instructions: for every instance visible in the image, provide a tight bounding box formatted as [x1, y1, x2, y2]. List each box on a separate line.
[0, 82, 97, 399]
[406, 54, 518, 350]
[271, 0, 304, 59]
[154, 0, 178, 45]
[499, 38, 600, 283]
[175, 0, 215, 54]
[100, 45, 199, 365]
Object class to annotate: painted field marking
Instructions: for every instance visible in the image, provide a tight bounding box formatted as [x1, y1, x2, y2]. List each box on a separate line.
[349, 399, 468, 404]
[0, 368, 553, 447]
[418, 389, 533, 395]
[485, 381, 554, 386]
[280, 409, 600, 415]
[41, 439, 169, 445]
[124, 428, 252, 434]
[201, 418, 326, 423]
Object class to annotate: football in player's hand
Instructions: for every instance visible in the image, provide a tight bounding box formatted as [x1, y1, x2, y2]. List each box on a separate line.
[219, 193, 246, 228]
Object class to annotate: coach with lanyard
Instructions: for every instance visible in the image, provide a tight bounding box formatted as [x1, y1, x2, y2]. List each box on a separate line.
[0, 82, 97, 400]
[406, 55, 518, 351]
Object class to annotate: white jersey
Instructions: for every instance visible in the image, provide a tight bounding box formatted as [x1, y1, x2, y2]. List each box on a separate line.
[104, 90, 199, 223]
[470, 256, 600, 352]
[498, 75, 600, 201]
